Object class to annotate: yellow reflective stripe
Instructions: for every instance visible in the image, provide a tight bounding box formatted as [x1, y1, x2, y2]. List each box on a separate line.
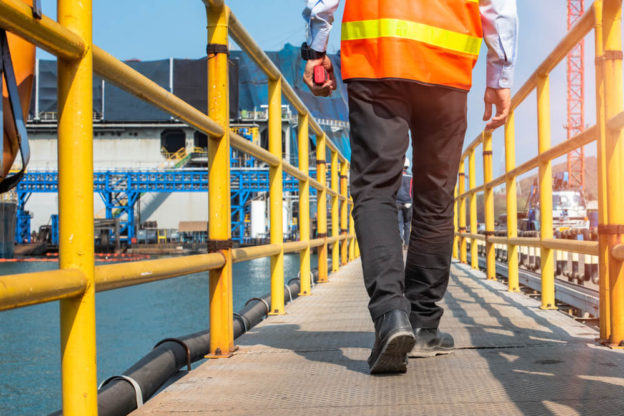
[466, 0, 478, 3]
[341, 18, 482, 56]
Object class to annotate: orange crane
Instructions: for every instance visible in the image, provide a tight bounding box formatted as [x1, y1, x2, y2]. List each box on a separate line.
[567, 0, 585, 190]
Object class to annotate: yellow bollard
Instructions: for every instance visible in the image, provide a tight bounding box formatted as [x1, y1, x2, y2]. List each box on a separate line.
[340, 161, 349, 265]
[458, 159, 467, 263]
[593, 0, 611, 341]
[206, 3, 235, 356]
[483, 132, 496, 280]
[57, 0, 97, 413]
[316, 134, 328, 282]
[469, 148, 478, 270]
[505, 112, 520, 292]
[537, 74, 556, 309]
[331, 150, 339, 272]
[268, 77, 285, 315]
[603, 0, 624, 346]
[298, 113, 311, 296]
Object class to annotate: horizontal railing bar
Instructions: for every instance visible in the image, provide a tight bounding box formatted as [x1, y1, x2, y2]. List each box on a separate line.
[0, 0, 85, 60]
[93, 46, 225, 138]
[95, 254, 225, 292]
[461, 5, 595, 161]
[607, 111, 624, 131]
[230, 131, 280, 166]
[309, 177, 325, 191]
[542, 238, 598, 256]
[232, 244, 281, 263]
[507, 237, 541, 247]
[612, 244, 624, 262]
[457, 184, 485, 200]
[457, 232, 486, 241]
[487, 236, 508, 244]
[283, 161, 308, 182]
[327, 236, 340, 244]
[283, 240, 309, 254]
[310, 238, 325, 248]
[0, 269, 86, 311]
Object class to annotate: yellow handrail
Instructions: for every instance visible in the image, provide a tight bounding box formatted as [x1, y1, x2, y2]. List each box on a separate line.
[0, 0, 358, 412]
[454, 0, 624, 347]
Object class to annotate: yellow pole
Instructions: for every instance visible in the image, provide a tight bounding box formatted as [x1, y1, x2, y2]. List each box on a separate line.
[483, 132, 496, 280]
[537, 74, 556, 309]
[57, 0, 97, 413]
[458, 160, 467, 263]
[269, 77, 285, 314]
[453, 186, 459, 260]
[603, 0, 624, 346]
[340, 161, 349, 265]
[206, 4, 235, 356]
[469, 149, 478, 269]
[316, 134, 328, 282]
[505, 112, 520, 292]
[594, 0, 611, 341]
[331, 150, 339, 272]
[298, 113, 311, 296]
[349, 200, 356, 261]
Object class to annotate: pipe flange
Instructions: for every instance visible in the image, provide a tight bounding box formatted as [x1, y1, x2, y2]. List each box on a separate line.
[233, 312, 250, 333]
[245, 297, 270, 315]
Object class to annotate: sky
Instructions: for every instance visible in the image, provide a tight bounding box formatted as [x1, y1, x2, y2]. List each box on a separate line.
[38, 0, 604, 185]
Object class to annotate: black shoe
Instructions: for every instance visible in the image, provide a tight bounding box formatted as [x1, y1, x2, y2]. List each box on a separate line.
[368, 310, 416, 374]
[408, 328, 455, 358]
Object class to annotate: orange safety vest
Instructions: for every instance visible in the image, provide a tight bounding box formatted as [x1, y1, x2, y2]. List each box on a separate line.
[340, 0, 483, 91]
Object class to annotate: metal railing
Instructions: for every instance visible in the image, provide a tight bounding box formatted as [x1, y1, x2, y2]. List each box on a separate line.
[0, 0, 358, 413]
[453, 0, 624, 348]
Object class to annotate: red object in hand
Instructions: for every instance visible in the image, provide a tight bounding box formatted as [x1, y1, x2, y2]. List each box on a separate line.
[313, 65, 328, 86]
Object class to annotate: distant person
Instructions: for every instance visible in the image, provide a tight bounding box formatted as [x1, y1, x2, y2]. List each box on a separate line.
[397, 159, 412, 250]
[302, 0, 518, 374]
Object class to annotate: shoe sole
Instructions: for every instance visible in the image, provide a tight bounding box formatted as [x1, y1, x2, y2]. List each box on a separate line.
[408, 349, 454, 358]
[369, 331, 416, 374]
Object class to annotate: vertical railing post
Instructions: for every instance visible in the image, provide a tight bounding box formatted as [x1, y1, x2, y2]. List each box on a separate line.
[206, 3, 235, 355]
[331, 150, 339, 272]
[594, 0, 611, 341]
[537, 74, 556, 309]
[603, 0, 624, 345]
[298, 113, 311, 296]
[340, 161, 349, 265]
[268, 76, 284, 314]
[458, 159, 467, 263]
[349, 200, 356, 261]
[316, 134, 328, 282]
[453, 186, 459, 260]
[505, 112, 520, 292]
[483, 132, 496, 280]
[57, 0, 97, 412]
[469, 148, 478, 269]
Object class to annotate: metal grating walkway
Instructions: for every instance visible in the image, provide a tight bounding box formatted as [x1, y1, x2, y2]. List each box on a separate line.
[133, 260, 624, 415]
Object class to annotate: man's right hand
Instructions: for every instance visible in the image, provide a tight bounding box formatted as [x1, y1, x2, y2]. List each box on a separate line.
[303, 56, 336, 97]
[483, 87, 511, 131]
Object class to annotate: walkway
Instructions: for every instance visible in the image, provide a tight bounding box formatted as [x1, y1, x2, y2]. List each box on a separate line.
[133, 260, 624, 415]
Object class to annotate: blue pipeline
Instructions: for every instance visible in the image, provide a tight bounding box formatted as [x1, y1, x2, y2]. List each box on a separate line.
[15, 169, 318, 244]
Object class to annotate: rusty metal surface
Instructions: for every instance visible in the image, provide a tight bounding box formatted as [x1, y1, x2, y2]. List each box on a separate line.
[132, 261, 624, 416]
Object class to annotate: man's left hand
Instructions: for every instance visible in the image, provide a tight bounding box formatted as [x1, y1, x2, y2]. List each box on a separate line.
[483, 87, 511, 131]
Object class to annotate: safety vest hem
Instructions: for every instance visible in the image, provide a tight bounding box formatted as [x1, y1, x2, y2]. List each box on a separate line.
[343, 77, 471, 93]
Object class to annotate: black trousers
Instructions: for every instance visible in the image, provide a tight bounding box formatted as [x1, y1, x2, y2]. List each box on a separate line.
[348, 80, 467, 329]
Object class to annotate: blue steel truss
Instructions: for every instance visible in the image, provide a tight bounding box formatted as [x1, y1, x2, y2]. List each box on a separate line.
[16, 169, 315, 244]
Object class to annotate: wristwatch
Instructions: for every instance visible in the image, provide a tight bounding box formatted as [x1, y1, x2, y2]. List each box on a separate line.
[301, 42, 326, 60]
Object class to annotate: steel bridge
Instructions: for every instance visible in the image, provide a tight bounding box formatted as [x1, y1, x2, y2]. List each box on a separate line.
[15, 169, 311, 244]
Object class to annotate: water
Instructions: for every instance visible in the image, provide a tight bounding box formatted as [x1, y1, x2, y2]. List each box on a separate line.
[0, 253, 315, 415]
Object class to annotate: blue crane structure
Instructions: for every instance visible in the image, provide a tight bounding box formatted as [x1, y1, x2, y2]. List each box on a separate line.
[15, 168, 311, 245]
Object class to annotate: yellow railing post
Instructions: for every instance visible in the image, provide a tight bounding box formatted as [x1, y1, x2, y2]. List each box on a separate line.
[349, 200, 356, 261]
[537, 74, 556, 309]
[603, 0, 624, 346]
[269, 76, 285, 314]
[57, 0, 97, 413]
[483, 132, 496, 280]
[331, 150, 339, 272]
[505, 112, 520, 292]
[340, 161, 349, 265]
[469, 148, 478, 270]
[298, 113, 311, 296]
[206, 3, 235, 356]
[316, 134, 328, 282]
[453, 186, 459, 260]
[458, 159, 467, 263]
[594, 0, 611, 341]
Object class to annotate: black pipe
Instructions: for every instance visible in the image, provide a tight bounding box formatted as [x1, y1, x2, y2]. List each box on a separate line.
[49, 269, 319, 416]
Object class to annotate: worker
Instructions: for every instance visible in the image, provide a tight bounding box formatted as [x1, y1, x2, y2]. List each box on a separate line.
[397, 158, 412, 250]
[302, 0, 518, 374]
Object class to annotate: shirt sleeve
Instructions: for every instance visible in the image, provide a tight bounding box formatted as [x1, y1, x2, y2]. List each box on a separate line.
[302, 0, 340, 53]
[479, 0, 519, 89]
